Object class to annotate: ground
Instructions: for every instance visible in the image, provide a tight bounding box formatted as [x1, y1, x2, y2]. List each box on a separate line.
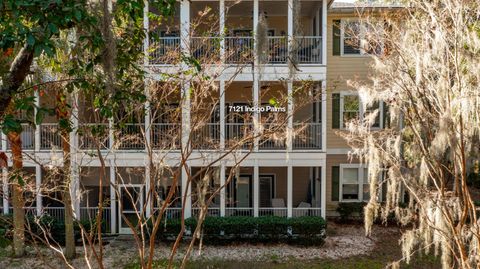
[0, 223, 440, 269]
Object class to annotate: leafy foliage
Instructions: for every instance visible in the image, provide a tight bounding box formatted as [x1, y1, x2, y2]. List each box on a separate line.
[336, 202, 366, 222]
[150, 216, 326, 246]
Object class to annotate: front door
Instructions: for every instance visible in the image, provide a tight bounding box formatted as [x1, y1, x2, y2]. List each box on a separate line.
[236, 175, 251, 207]
[118, 185, 144, 234]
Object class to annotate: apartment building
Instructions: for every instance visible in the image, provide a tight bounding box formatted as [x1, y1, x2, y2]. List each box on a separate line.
[0, 1, 394, 234]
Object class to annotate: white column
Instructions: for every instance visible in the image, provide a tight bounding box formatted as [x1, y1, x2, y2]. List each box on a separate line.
[287, 81, 293, 152]
[143, 0, 149, 66]
[219, 80, 225, 150]
[253, 161, 259, 217]
[2, 168, 8, 214]
[180, 0, 190, 58]
[219, 0, 225, 63]
[35, 165, 42, 216]
[110, 161, 116, 234]
[321, 160, 326, 218]
[253, 0, 259, 38]
[220, 162, 225, 217]
[287, 165, 293, 217]
[253, 0, 260, 152]
[180, 0, 191, 220]
[34, 90, 40, 152]
[145, 82, 152, 217]
[181, 165, 191, 218]
[181, 80, 191, 182]
[253, 80, 259, 151]
[287, 0, 293, 59]
[321, 81, 327, 151]
[70, 91, 80, 219]
[145, 161, 151, 217]
[322, 0, 327, 66]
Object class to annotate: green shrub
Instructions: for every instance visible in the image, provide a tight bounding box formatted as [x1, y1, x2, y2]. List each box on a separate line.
[289, 216, 326, 245]
[336, 202, 366, 222]
[149, 215, 326, 245]
[0, 214, 101, 246]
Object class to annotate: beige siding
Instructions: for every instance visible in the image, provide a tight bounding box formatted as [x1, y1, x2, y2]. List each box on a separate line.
[326, 14, 375, 149]
[325, 154, 360, 215]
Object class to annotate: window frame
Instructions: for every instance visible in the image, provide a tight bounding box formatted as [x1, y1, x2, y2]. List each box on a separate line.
[339, 91, 384, 130]
[339, 164, 383, 202]
[340, 19, 382, 57]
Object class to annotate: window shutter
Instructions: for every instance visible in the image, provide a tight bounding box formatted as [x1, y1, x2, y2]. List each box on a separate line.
[382, 102, 390, 128]
[332, 166, 340, 201]
[333, 20, 341, 56]
[332, 93, 341, 129]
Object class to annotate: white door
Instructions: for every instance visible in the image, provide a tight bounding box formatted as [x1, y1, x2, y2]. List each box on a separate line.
[118, 185, 144, 234]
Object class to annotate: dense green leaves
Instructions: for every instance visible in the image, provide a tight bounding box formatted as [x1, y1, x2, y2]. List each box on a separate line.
[0, 0, 95, 57]
[149, 216, 327, 245]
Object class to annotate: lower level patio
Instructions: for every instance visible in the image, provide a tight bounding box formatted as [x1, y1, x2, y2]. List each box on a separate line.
[0, 164, 325, 234]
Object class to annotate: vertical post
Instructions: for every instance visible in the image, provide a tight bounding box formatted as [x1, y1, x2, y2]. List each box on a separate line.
[219, 0, 225, 64]
[322, 0, 327, 65]
[287, 0, 293, 57]
[35, 165, 42, 216]
[181, 165, 191, 218]
[253, 161, 259, 217]
[287, 165, 293, 217]
[34, 90, 41, 152]
[321, 81, 327, 151]
[143, 0, 149, 66]
[180, 0, 190, 58]
[220, 162, 225, 217]
[287, 81, 293, 152]
[253, 80, 259, 151]
[145, 161, 151, 218]
[219, 80, 225, 150]
[180, 0, 191, 220]
[71, 91, 80, 219]
[253, 0, 259, 38]
[2, 168, 8, 214]
[110, 162, 116, 234]
[316, 8, 320, 36]
[321, 160, 326, 218]
[144, 81, 152, 218]
[253, 0, 259, 152]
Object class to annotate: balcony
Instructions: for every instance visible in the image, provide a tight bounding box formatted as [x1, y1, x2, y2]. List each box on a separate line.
[148, 36, 322, 65]
[1, 122, 322, 152]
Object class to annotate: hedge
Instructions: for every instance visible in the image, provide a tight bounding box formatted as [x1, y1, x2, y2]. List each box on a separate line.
[150, 216, 326, 246]
[0, 214, 102, 246]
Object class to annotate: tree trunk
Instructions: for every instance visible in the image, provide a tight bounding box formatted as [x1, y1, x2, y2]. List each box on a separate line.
[62, 128, 76, 259]
[7, 132, 25, 257]
[0, 46, 34, 119]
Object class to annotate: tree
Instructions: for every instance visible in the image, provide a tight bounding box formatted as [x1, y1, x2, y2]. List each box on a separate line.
[1, 0, 175, 258]
[0, 0, 95, 257]
[343, 1, 480, 268]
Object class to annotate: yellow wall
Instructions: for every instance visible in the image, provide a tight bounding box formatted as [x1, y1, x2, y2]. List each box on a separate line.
[325, 154, 361, 214]
[326, 14, 375, 149]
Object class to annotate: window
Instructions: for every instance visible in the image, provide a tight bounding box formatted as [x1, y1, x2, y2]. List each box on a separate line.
[342, 20, 361, 55]
[341, 20, 382, 56]
[341, 94, 360, 127]
[339, 92, 384, 129]
[364, 101, 381, 128]
[340, 165, 382, 202]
